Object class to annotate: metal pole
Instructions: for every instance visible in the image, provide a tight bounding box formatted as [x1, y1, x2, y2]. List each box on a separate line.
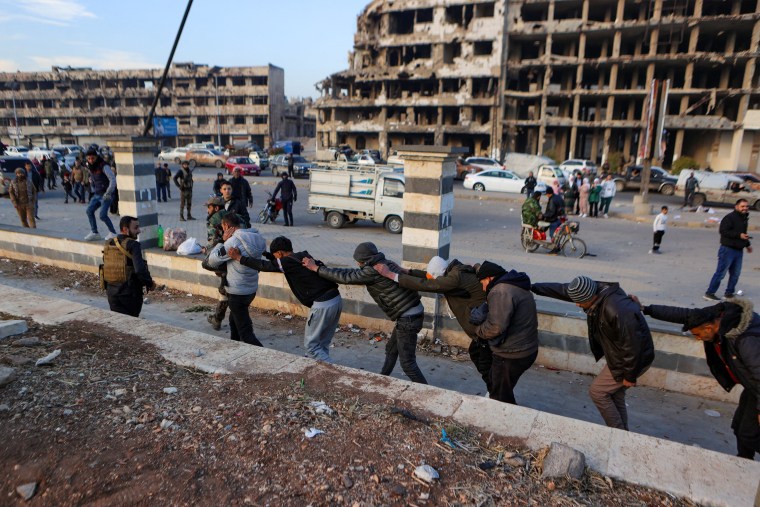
[142, 0, 194, 137]
[11, 90, 20, 145]
[214, 75, 221, 147]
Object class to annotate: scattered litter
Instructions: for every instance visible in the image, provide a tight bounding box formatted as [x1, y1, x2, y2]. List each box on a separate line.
[390, 407, 427, 423]
[64, 287, 71, 291]
[143, 298, 150, 305]
[440, 428, 456, 449]
[414, 464, 439, 483]
[704, 409, 721, 417]
[304, 428, 324, 438]
[163, 387, 178, 394]
[113, 388, 127, 397]
[309, 401, 334, 415]
[284, 314, 293, 320]
[186, 293, 193, 297]
[35, 349, 61, 366]
[160, 419, 174, 430]
[195, 349, 204, 357]
[16, 482, 37, 501]
[478, 460, 497, 470]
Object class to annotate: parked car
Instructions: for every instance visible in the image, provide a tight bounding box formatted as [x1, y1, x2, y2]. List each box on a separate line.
[186, 149, 226, 168]
[270, 154, 315, 178]
[531, 164, 567, 187]
[359, 149, 383, 164]
[186, 142, 216, 150]
[463, 169, 547, 194]
[676, 169, 760, 209]
[353, 154, 377, 166]
[0, 156, 30, 196]
[224, 157, 261, 176]
[465, 156, 504, 172]
[328, 144, 354, 160]
[27, 147, 56, 162]
[4, 146, 29, 156]
[158, 147, 189, 164]
[249, 150, 269, 171]
[611, 165, 676, 195]
[559, 159, 597, 176]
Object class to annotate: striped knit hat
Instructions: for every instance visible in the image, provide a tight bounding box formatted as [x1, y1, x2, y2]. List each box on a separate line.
[567, 276, 598, 303]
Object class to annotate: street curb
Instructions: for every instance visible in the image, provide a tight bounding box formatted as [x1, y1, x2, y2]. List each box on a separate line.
[611, 212, 760, 231]
[1, 285, 758, 507]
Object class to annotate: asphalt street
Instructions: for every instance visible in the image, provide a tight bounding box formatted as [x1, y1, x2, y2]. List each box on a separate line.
[0, 166, 757, 309]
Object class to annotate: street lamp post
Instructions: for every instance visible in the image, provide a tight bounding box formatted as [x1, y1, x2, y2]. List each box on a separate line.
[5, 81, 21, 146]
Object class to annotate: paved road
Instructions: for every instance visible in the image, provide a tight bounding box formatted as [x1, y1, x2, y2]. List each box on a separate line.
[1, 166, 757, 309]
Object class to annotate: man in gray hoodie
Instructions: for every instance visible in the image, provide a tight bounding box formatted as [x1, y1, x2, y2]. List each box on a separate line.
[472, 261, 538, 405]
[207, 213, 266, 346]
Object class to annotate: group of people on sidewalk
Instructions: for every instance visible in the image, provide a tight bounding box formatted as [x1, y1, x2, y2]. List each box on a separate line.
[97, 199, 758, 460]
[524, 172, 617, 220]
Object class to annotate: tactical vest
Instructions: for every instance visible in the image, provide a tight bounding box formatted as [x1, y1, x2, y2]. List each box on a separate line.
[101, 238, 134, 285]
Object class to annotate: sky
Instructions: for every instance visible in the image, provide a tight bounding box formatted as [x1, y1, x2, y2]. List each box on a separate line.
[0, 0, 370, 98]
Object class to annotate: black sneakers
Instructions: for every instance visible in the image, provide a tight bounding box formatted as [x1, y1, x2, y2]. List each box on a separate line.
[703, 293, 721, 301]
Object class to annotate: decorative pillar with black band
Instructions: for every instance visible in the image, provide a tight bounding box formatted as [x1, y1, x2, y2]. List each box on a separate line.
[397, 145, 468, 269]
[397, 145, 468, 344]
[111, 137, 160, 248]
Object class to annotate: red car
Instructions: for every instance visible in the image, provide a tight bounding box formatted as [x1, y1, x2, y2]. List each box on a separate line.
[225, 157, 261, 176]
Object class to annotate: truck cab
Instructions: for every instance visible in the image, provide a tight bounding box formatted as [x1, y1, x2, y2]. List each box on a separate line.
[308, 167, 405, 233]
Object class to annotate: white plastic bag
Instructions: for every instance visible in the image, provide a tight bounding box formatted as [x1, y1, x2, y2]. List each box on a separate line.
[177, 237, 202, 256]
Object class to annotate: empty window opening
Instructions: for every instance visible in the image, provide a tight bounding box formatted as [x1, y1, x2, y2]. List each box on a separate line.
[441, 78, 463, 93]
[473, 40, 494, 56]
[702, 1, 733, 15]
[195, 78, 207, 89]
[234, 116, 246, 125]
[251, 76, 267, 86]
[474, 2, 495, 18]
[416, 8, 433, 23]
[232, 77, 246, 86]
[472, 78, 494, 98]
[252, 96, 268, 105]
[233, 96, 246, 105]
[443, 42, 462, 63]
[556, 4, 583, 20]
[520, 4, 546, 22]
[389, 11, 415, 34]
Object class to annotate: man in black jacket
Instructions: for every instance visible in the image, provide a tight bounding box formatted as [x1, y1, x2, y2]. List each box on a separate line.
[543, 186, 565, 243]
[273, 172, 297, 226]
[212, 172, 227, 197]
[524, 171, 537, 197]
[229, 236, 342, 362]
[220, 181, 250, 228]
[532, 276, 654, 429]
[303, 242, 427, 383]
[705, 199, 752, 301]
[105, 216, 156, 317]
[155, 163, 169, 202]
[473, 261, 538, 405]
[229, 168, 253, 207]
[374, 256, 492, 392]
[639, 298, 760, 459]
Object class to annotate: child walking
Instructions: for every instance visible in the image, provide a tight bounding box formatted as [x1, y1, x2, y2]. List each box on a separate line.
[650, 206, 668, 254]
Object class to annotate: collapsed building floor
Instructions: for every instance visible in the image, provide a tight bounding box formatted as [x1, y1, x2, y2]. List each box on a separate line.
[317, 0, 760, 172]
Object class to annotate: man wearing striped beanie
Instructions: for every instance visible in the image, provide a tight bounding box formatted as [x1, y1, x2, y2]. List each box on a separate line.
[532, 276, 655, 430]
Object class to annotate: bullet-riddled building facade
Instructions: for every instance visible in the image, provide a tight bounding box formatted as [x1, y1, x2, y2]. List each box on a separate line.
[318, 0, 760, 172]
[0, 62, 286, 148]
[317, 0, 507, 159]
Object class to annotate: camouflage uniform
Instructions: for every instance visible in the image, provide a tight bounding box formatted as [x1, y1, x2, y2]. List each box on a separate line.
[521, 197, 542, 227]
[173, 165, 194, 220]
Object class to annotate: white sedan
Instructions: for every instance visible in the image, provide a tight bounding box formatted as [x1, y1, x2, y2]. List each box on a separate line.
[463, 169, 547, 194]
[158, 147, 189, 164]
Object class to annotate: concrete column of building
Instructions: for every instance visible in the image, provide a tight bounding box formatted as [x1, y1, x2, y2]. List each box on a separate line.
[111, 137, 160, 248]
[397, 145, 466, 342]
[728, 18, 760, 170]
[673, 1, 703, 161]
[537, 36, 553, 154]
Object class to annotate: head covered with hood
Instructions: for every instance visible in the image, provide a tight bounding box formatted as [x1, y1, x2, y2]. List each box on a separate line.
[353, 242, 386, 266]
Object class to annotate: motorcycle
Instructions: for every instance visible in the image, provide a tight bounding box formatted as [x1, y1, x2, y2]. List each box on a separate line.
[257, 191, 282, 224]
[521, 218, 587, 258]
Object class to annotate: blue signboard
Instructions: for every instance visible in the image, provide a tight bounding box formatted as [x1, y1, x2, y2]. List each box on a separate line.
[153, 117, 178, 137]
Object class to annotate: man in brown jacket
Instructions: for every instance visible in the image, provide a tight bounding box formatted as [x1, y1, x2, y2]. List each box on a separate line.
[9, 168, 37, 228]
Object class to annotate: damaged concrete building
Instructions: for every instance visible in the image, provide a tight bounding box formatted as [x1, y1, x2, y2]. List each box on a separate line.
[0, 62, 286, 149]
[316, 0, 507, 160]
[318, 0, 760, 172]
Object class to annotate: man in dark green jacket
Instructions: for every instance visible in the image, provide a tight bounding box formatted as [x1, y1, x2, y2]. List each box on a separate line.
[303, 242, 427, 384]
[374, 256, 492, 392]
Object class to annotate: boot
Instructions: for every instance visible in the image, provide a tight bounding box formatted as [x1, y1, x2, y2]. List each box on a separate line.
[187, 207, 196, 220]
[179, 213, 186, 222]
[207, 314, 222, 331]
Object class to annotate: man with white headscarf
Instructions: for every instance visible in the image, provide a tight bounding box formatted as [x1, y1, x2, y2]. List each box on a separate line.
[374, 256, 493, 393]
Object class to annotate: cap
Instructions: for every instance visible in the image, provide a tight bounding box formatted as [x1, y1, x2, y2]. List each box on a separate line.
[205, 197, 224, 207]
[476, 261, 506, 281]
[567, 276, 598, 304]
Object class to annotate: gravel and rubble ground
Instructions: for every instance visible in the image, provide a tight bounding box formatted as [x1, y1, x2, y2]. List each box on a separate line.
[0, 314, 694, 506]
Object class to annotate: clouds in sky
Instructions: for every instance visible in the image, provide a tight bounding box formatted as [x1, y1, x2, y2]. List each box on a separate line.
[10, 0, 95, 25]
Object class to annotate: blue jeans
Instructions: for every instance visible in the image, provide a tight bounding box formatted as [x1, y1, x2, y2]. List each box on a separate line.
[86, 194, 116, 234]
[548, 219, 562, 239]
[73, 182, 84, 202]
[156, 183, 168, 202]
[707, 245, 744, 296]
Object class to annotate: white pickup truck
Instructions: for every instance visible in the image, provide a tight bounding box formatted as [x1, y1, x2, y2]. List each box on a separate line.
[308, 166, 405, 233]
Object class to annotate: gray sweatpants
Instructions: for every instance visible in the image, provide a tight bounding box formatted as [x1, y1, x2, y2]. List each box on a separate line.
[304, 295, 342, 362]
[588, 365, 629, 430]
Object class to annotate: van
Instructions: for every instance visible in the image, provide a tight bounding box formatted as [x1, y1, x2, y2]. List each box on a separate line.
[676, 169, 760, 210]
[186, 143, 216, 150]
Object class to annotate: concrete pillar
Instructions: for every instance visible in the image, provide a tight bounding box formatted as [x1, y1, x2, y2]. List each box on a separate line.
[397, 146, 465, 269]
[111, 137, 160, 248]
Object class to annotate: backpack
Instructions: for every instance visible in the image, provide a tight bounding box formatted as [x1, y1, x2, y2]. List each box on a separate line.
[99, 238, 133, 289]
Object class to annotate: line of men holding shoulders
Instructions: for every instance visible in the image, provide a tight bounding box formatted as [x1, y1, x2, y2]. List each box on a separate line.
[109, 205, 759, 460]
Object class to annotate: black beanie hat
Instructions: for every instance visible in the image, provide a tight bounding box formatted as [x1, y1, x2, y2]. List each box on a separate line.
[476, 261, 507, 281]
[353, 242, 379, 263]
